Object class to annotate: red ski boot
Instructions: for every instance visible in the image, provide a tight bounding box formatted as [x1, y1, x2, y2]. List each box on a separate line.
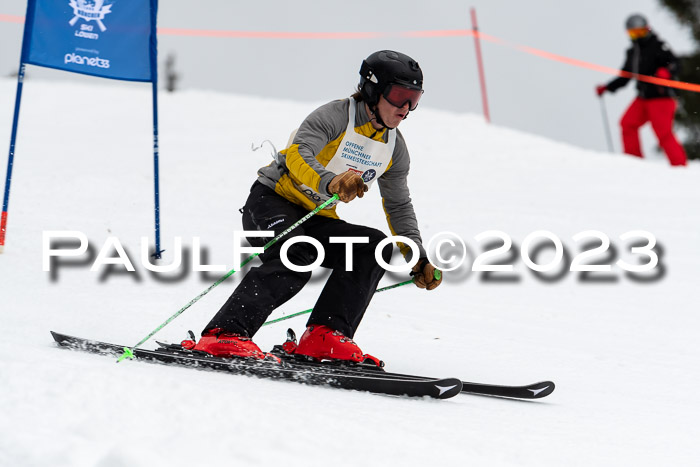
[189, 328, 277, 361]
[291, 325, 382, 367]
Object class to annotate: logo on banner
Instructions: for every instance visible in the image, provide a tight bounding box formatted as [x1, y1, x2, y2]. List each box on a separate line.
[69, 0, 114, 32]
[362, 169, 377, 182]
[64, 52, 110, 68]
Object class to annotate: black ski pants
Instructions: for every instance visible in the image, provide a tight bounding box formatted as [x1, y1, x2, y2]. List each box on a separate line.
[204, 181, 392, 338]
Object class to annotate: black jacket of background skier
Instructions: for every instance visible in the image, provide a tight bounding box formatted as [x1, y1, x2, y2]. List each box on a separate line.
[606, 32, 680, 99]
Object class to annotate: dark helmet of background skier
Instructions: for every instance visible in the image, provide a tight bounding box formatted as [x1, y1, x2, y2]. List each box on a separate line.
[625, 14, 650, 40]
[358, 50, 424, 111]
[625, 13, 648, 30]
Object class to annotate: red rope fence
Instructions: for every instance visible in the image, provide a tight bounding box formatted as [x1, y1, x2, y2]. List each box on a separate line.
[2, 14, 699, 93]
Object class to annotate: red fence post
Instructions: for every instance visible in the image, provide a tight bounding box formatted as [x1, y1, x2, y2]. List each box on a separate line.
[470, 7, 491, 123]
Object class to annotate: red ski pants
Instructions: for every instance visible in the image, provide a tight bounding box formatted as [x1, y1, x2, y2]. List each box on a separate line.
[620, 97, 687, 166]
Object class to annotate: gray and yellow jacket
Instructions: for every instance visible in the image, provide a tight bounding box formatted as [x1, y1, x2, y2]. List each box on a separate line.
[257, 97, 426, 259]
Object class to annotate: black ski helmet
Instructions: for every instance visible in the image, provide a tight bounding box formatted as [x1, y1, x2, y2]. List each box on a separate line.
[358, 50, 423, 107]
[625, 14, 648, 30]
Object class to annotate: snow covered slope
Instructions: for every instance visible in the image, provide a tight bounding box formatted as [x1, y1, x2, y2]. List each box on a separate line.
[1, 78, 699, 467]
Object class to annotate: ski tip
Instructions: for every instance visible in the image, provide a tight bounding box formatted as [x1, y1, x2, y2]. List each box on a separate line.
[433, 378, 463, 399]
[526, 381, 555, 399]
[50, 331, 67, 345]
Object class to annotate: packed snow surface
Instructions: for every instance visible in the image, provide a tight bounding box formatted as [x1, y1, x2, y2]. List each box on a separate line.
[1, 78, 699, 467]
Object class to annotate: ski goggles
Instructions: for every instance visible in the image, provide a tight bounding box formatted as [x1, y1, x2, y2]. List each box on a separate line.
[383, 83, 424, 111]
[627, 27, 649, 40]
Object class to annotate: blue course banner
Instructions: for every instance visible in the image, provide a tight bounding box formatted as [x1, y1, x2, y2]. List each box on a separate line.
[23, 0, 156, 82]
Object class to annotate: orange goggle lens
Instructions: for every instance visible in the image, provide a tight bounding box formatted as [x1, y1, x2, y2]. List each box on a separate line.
[627, 27, 649, 40]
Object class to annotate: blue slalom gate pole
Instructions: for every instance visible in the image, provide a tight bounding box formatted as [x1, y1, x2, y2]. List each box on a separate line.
[0, 0, 36, 254]
[0, 63, 27, 254]
[149, 0, 163, 260]
[151, 79, 163, 259]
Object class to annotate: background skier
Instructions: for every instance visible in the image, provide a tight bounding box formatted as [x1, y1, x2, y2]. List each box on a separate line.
[596, 13, 687, 166]
[193, 50, 442, 362]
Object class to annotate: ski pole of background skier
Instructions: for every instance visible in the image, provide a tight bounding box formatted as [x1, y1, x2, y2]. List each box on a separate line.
[598, 95, 614, 152]
[117, 194, 340, 362]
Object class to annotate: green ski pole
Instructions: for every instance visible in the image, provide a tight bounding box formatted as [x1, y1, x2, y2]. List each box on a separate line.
[261, 269, 442, 327]
[117, 194, 340, 362]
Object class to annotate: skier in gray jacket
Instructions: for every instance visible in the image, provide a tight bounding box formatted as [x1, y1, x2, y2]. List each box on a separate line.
[193, 50, 442, 364]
